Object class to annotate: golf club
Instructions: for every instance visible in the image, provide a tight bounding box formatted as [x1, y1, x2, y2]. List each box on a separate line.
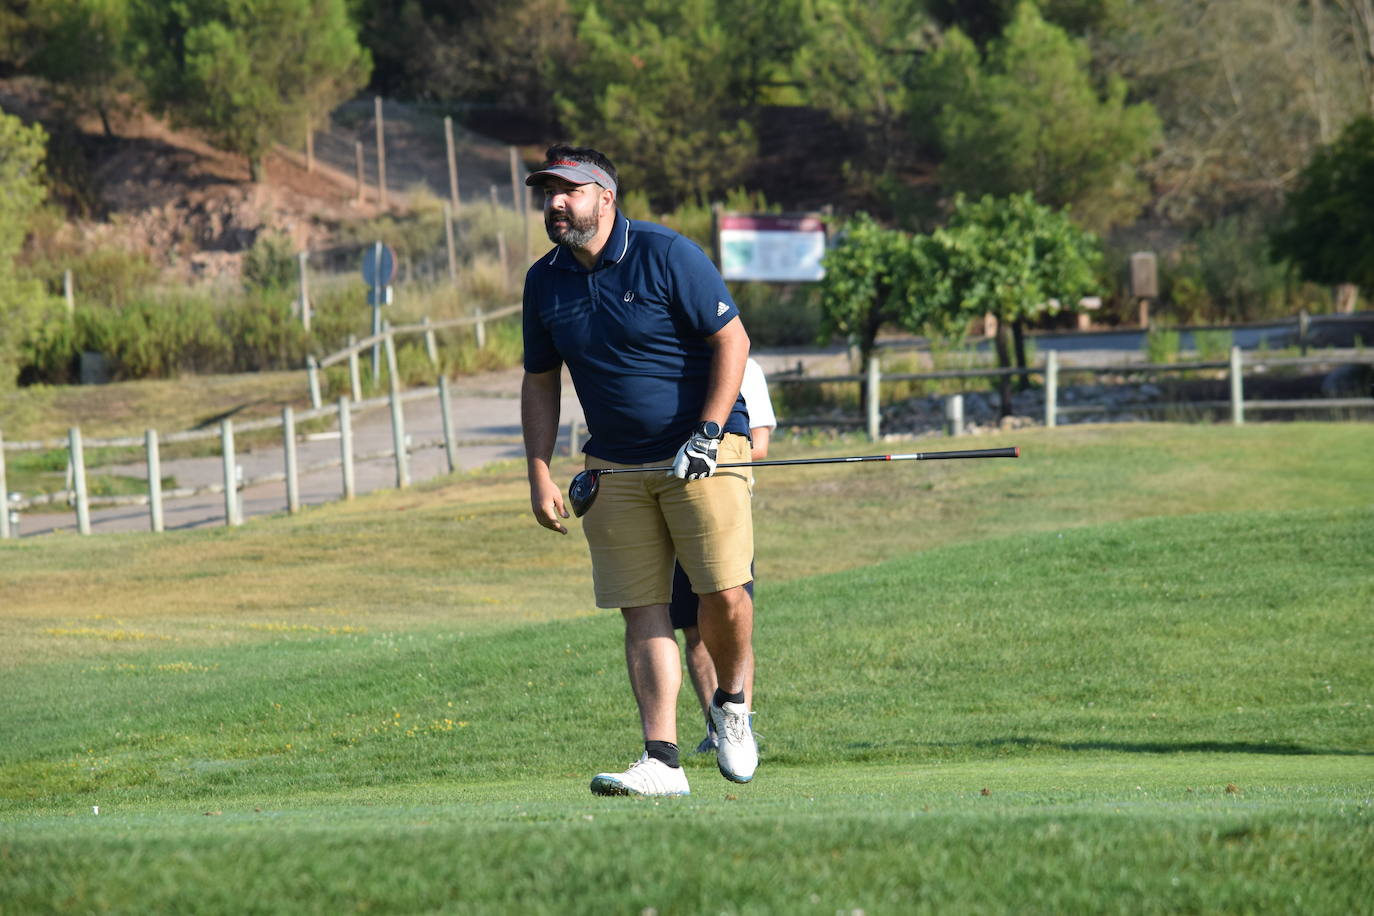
[568, 445, 1019, 517]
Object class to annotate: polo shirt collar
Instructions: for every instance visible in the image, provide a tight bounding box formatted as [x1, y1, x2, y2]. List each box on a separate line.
[547, 212, 630, 272]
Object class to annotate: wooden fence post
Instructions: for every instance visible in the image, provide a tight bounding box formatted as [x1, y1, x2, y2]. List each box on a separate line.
[1298, 309, 1310, 357]
[865, 355, 881, 442]
[375, 96, 388, 210]
[444, 201, 458, 286]
[338, 396, 355, 500]
[384, 331, 410, 488]
[69, 427, 91, 535]
[347, 334, 362, 401]
[355, 141, 365, 203]
[283, 406, 300, 514]
[1230, 346, 1245, 426]
[510, 145, 530, 266]
[297, 251, 311, 332]
[305, 114, 315, 173]
[944, 394, 964, 438]
[444, 115, 460, 210]
[146, 429, 164, 533]
[0, 428, 10, 539]
[438, 375, 457, 474]
[307, 355, 322, 410]
[371, 250, 384, 379]
[423, 316, 439, 367]
[63, 270, 75, 315]
[475, 306, 487, 350]
[221, 419, 241, 527]
[1045, 350, 1059, 429]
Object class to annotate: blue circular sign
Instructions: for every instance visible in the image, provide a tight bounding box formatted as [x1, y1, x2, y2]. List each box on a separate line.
[361, 243, 396, 286]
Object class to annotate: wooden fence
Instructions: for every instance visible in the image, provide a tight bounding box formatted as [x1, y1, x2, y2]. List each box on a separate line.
[305, 302, 522, 406]
[777, 347, 1374, 440]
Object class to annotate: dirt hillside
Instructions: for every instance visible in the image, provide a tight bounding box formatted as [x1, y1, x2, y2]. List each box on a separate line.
[2, 78, 386, 283]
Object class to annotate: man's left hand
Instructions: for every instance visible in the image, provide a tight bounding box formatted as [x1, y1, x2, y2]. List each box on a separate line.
[669, 427, 720, 480]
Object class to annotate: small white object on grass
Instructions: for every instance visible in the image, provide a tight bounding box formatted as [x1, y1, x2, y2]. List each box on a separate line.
[92, 806, 99, 815]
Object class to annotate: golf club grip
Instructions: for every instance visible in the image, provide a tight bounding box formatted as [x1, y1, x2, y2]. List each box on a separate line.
[890, 446, 1020, 461]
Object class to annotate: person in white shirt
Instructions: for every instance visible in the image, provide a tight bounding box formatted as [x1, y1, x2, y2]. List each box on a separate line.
[668, 357, 776, 752]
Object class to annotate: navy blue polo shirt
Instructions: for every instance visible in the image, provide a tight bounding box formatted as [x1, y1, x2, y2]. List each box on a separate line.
[523, 213, 750, 464]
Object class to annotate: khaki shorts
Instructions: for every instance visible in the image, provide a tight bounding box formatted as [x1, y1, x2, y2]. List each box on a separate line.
[581, 434, 754, 609]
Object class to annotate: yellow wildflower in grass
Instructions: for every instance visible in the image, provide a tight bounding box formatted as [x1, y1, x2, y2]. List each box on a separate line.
[243, 623, 367, 635]
[44, 627, 173, 642]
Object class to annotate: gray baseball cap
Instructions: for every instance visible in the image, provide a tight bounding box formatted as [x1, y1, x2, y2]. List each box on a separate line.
[524, 158, 617, 195]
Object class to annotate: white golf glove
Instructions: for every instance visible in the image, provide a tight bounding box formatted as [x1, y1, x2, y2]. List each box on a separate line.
[669, 421, 721, 480]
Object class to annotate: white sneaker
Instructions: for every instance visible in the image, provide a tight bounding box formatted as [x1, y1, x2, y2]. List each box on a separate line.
[710, 700, 758, 783]
[589, 753, 691, 797]
[694, 732, 719, 754]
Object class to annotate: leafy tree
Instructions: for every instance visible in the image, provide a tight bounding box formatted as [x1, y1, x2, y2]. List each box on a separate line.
[915, 2, 1160, 232]
[553, 0, 757, 207]
[920, 192, 1101, 412]
[1270, 116, 1374, 298]
[0, 0, 37, 74]
[23, 0, 132, 136]
[817, 212, 964, 369]
[924, 0, 1125, 45]
[356, 0, 576, 131]
[0, 110, 61, 390]
[127, 0, 370, 181]
[792, 0, 934, 218]
[1097, 0, 1370, 225]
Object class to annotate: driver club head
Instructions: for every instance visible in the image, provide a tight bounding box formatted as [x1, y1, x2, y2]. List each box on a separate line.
[568, 469, 603, 517]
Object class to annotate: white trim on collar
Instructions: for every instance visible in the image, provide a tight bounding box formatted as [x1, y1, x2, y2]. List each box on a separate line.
[616, 215, 630, 261]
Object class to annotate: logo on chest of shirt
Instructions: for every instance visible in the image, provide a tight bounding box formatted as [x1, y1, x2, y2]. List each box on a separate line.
[623, 290, 635, 303]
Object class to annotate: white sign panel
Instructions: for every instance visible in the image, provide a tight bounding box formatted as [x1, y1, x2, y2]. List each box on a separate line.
[718, 214, 827, 282]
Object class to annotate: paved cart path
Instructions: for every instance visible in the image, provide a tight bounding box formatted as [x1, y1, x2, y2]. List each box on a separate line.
[13, 354, 823, 538]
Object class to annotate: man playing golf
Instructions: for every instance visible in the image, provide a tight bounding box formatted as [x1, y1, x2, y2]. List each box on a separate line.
[520, 145, 758, 797]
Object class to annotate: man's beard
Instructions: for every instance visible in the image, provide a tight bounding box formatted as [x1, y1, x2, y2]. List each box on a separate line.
[545, 199, 601, 248]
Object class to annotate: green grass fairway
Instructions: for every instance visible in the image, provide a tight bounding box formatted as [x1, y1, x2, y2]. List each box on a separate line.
[2, 424, 1371, 913]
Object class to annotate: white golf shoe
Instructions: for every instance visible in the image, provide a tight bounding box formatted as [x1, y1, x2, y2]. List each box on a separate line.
[693, 732, 719, 754]
[710, 700, 758, 783]
[589, 753, 691, 797]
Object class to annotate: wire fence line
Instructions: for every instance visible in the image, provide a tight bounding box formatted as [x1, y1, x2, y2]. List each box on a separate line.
[288, 96, 540, 291]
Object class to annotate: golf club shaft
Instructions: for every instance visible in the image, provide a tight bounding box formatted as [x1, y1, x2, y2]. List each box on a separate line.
[595, 446, 1019, 476]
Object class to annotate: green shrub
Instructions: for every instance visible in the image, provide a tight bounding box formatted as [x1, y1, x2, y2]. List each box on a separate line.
[308, 279, 380, 350]
[445, 315, 523, 375]
[1172, 213, 1290, 322]
[243, 232, 297, 291]
[222, 290, 310, 371]
[1144, 326, 1181, 364]
[1192, 328, 1233, 362]
[78, 297, 232, 378]
[24, 245, 160, 309]
[6, 287, 68, 386]
[731, 282, 823, 347]
[451, 202, 526, 269]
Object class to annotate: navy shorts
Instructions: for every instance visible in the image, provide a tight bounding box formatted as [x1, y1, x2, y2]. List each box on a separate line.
[669, 559, 755, 630]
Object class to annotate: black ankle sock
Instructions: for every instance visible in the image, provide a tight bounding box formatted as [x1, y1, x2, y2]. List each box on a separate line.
[645, 740, 680, 768]
[713, 688, 746, 708]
